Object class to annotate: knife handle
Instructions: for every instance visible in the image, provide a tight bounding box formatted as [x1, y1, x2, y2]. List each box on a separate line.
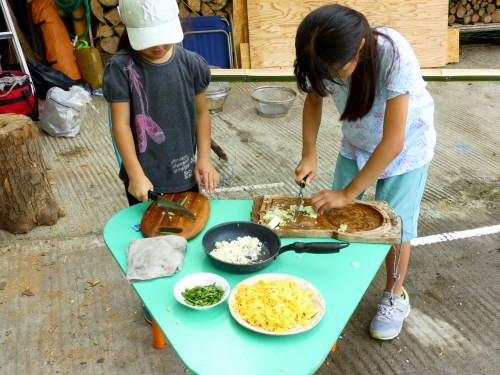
[300, 179, 306, 189]
[148, 190, 159, 201]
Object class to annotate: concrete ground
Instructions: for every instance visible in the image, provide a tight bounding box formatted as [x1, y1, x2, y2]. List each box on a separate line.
[1, 44, 500, 375]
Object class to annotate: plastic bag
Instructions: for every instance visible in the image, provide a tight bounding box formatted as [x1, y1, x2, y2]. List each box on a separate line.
[40, 85, 92, 137]
[27, 60, 91, 100]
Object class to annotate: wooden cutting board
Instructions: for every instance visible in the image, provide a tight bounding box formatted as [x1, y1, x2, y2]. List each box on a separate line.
[141, 192, 210, 240]
[251, 195, 401, 244]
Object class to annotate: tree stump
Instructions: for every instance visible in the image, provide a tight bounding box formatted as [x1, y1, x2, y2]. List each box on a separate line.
[0, 114, 64, 233]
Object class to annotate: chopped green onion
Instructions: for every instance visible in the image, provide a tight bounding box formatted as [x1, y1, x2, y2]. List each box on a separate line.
[180, 195, 188, 206]
[181, 283, 225, 306]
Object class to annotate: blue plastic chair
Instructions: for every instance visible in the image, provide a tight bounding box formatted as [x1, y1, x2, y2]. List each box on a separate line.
[181, 16, 234, 69]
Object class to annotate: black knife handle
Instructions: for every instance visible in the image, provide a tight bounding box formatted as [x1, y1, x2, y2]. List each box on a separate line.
[296, 241, 349, 253]
[278, 241, 349, 256]
[147, 190, 159, 201]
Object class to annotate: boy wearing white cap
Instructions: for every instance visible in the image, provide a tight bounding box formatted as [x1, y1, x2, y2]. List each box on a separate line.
[103, 0, 219, 206]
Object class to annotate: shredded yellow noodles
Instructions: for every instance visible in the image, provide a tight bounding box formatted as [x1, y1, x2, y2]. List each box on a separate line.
[232, 278, 320, 332]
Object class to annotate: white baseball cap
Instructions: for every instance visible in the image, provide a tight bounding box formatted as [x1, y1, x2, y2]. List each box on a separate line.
[118, 0, 184, 50]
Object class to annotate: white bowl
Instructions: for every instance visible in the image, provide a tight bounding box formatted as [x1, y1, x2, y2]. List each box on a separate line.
[173, 272, 230, 310]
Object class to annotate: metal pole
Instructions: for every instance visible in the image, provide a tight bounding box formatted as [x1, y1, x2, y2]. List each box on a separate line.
[0, 0, 30, 77]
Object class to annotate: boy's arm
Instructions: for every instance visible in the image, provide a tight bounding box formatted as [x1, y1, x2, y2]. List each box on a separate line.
[194, 92, 219, 193]
[110, 102, 152, 201]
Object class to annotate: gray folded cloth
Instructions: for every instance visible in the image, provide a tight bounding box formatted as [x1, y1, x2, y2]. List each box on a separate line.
[126, 236, 187, 283]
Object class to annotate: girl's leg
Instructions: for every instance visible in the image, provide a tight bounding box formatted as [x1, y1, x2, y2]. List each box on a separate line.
[385, 241, 410, 296]
[375, 163, 429, 295]
[370, 163, 430, 340]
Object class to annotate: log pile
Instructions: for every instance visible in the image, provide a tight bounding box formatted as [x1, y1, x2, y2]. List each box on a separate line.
[177, 0, 232, 19]
[90, 0, 233, 55]
[449, 0, 500, 25]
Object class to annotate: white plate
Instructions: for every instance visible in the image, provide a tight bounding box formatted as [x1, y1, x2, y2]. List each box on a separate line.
[228, 273, 325, 335]
[174, 273, 230, 310]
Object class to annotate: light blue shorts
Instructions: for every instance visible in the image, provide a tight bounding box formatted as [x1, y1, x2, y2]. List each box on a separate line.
[333, 154, 430, 243]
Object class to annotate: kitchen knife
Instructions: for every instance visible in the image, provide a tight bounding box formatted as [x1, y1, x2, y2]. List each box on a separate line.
[147, 191, 196, 220]
[293, 178, 306, 220]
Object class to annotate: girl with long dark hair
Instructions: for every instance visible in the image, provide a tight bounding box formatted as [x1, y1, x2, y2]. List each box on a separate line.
[294, 4, 436, 340]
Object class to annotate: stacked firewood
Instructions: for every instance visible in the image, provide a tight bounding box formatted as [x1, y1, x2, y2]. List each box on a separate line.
[90, 0, 233, 55]
[449, 0, 500, 25]
[91, 0, 123, 54]
[178, 0, 232, 19]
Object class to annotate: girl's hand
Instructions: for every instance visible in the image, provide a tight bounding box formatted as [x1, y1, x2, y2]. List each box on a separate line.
[128, 174, 154, 203]
[194, 158, 220, 193]
[295, 154, 317, 186]
[310, 189, 352, 214]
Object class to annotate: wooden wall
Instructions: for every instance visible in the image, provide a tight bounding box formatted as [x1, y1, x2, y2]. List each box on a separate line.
[246, 0, 449, 69]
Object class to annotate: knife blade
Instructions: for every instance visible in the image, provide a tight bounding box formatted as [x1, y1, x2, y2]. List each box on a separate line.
[293, 178, 306, 220]
[148, 191, 196, 220]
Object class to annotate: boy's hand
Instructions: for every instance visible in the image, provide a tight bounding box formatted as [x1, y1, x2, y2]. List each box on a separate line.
[128, 174, 154, 203]
[194, 158, 220, 193]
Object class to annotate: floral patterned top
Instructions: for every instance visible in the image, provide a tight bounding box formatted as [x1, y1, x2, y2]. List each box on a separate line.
[324, 27, 436, 178]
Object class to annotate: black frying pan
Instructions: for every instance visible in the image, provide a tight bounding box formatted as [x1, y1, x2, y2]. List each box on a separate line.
[202, 221, 350, 274]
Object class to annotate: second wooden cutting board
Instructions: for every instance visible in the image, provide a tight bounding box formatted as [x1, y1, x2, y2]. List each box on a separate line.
[141, 192, 210, 240]
[251, 195, 401, 244]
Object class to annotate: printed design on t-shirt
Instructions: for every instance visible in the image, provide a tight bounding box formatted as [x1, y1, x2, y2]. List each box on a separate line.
[172, 155, 196, 180]
[124, 60, 165, 153]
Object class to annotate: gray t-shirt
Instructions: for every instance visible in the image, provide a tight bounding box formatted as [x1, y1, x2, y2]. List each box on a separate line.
[103, 45, 210, 192]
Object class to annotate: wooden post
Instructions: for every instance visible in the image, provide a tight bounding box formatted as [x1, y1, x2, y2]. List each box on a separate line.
[447, 28, 460, 64]
[0, 114, 64, 233]
[233, 0, 249, 69]
[240, 42, 251, 69]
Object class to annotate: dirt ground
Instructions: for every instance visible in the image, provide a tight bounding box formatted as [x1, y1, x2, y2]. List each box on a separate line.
[1, 44, 500, 375]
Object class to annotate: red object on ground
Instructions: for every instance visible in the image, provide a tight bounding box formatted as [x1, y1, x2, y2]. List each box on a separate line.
[152, 319, 166, 349]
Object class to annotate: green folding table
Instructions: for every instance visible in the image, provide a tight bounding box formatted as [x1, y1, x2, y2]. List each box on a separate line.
[103, 200, 391, 375]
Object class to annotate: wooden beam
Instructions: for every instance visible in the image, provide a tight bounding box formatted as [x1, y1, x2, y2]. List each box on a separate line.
[232, 0, 249, 69]
[240, 42, 251, 69]
[210, 68, 500, 82]
[447, 28, 460, 64]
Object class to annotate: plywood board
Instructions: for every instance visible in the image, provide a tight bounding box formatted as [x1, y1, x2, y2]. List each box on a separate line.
[247, 1, 449, 69]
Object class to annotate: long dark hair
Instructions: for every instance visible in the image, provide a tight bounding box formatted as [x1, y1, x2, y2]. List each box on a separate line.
[294, 4, 396, 122]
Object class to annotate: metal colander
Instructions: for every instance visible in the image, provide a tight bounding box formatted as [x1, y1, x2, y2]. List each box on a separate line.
[206, 81, 231, 114]
[250, 86, 297, 118]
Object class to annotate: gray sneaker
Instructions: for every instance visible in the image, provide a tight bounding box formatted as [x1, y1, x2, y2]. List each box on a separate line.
[369, 287, 410, 340]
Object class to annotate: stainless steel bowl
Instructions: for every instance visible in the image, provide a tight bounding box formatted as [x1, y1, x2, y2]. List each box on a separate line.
[250, 86, 297, 118]
[206, 81, 231, 114]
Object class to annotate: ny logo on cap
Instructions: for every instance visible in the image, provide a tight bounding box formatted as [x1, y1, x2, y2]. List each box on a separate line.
[142, 0, 160, 22]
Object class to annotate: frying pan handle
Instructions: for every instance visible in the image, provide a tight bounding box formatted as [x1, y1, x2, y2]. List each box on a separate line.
[279, 241, 350, 255]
